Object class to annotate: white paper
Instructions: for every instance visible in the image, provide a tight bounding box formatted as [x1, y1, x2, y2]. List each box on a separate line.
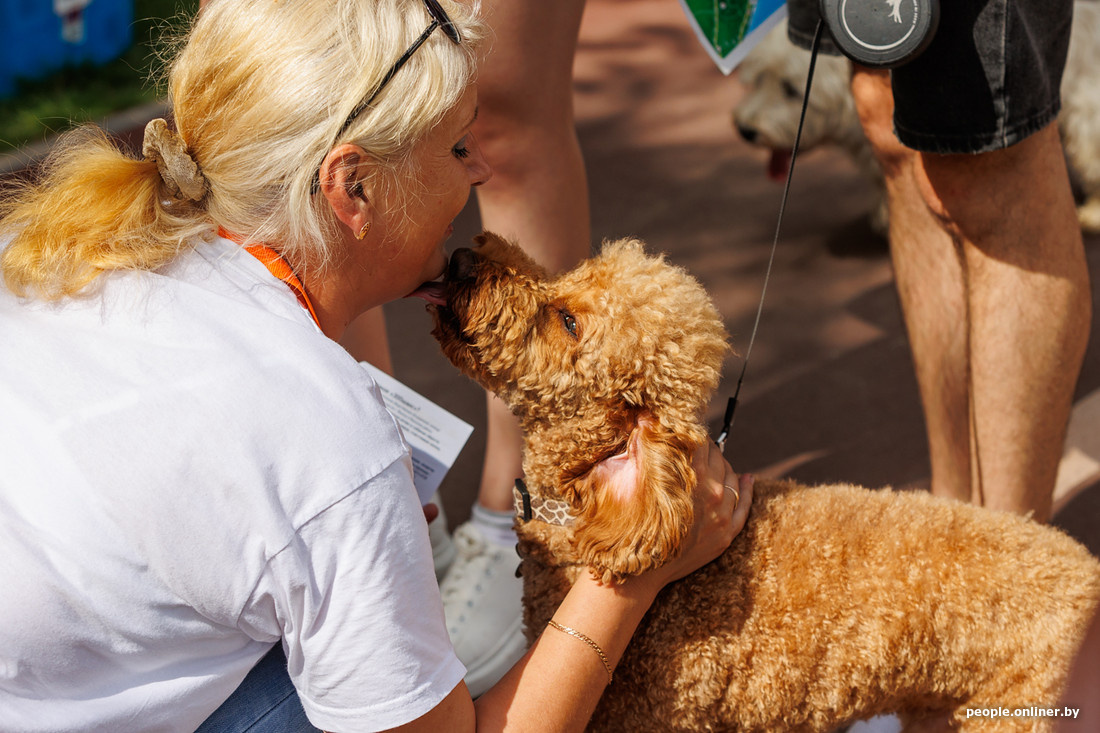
[361, 362, 474, 505]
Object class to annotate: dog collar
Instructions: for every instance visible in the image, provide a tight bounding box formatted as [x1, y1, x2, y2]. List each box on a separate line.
[513, 479, 574, 526]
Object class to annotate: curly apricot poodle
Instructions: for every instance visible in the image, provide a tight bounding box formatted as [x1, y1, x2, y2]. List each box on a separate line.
[420, 232, 1100, 732]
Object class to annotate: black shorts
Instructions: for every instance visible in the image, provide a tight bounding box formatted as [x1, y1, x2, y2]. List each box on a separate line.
[786, 0, 1073, 154]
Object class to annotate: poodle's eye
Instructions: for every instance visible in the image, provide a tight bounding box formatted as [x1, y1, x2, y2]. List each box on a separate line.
[782, 80, 801, 99]
[560, 309, 579, 338]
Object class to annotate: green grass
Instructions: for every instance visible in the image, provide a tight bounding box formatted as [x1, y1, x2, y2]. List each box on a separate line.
[0, 0, 199, 154]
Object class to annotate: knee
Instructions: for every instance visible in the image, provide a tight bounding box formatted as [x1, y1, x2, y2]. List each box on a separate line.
[473, 105, 538, 163]
[918, 124, 1075, 244]
[473, 96, 579, 183]
[475, 65, 575, 150]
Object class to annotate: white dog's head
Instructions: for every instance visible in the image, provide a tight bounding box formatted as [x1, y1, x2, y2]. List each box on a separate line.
[733, 21, 859, 180]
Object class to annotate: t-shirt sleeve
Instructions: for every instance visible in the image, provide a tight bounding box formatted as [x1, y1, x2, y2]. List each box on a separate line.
[237, 455, 466, 732]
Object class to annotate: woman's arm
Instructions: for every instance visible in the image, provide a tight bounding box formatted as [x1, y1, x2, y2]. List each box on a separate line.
[385, 443, 754, 733]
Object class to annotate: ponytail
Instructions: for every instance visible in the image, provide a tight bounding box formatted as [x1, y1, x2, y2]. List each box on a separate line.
[1, 0, 486, 301]
[0, 124, 209, 300]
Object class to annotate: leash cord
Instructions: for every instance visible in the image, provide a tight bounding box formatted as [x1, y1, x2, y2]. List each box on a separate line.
[717, 19, 825, 453]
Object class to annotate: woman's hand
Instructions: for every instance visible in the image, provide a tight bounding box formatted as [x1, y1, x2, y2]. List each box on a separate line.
[644, 442, 753, 589]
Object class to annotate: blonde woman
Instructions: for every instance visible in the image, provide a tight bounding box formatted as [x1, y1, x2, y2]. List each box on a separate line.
[341, 0, 595, 698]
[0, 1, 751, 731]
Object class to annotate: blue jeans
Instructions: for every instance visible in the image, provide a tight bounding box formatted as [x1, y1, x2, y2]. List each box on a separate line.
[195, 645, 320, 733]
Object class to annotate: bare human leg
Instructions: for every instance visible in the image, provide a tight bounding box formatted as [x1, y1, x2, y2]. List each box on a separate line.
[472, 0, 591, 512]
[851, 67, 1090, 521]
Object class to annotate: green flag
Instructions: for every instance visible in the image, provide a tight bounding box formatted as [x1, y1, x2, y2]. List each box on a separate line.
[678, 0, 788, 74]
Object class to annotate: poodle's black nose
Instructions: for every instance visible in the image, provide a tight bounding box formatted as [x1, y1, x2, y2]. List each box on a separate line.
[448, 247, 480, 282]
[736, 123, 759, 144]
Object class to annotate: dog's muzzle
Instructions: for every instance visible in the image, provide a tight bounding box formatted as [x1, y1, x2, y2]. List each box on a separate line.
[447, 247, 481, 283]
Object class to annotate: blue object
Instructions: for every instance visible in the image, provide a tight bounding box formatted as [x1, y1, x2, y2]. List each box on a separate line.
[0, 0, 134, 99]
[195, 644, 321, 733]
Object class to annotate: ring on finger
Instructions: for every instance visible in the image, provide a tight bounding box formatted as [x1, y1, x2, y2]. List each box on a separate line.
[723, 484, 740, 508]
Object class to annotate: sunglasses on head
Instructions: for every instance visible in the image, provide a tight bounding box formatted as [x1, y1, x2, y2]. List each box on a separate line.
[312, 0, 462, 194]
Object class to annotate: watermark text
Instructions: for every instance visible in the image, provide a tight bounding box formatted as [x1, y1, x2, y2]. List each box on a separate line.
[966, 707, 1079, 720]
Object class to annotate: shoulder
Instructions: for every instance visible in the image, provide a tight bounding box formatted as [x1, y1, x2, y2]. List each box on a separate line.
[149, 235, 414, 494]
[1, 231, 416, 592]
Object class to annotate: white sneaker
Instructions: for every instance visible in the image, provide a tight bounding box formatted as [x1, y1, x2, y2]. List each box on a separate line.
[440, 522, 527, 697]
[427, 492, 456, 582]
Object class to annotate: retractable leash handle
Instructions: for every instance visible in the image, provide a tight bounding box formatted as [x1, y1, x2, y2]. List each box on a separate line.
[818, 0, 939, 69]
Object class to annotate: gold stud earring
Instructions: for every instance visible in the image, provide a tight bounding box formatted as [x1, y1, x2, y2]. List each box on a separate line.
[356, 221, 371, 240]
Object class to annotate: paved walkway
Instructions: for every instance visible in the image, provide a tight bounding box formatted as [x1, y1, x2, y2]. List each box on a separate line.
[383, 0, 1100, 553]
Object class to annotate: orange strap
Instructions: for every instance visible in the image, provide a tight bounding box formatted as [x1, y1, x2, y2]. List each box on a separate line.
[218, 227, 321, 328]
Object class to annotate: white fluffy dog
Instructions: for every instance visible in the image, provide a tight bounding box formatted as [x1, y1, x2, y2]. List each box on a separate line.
[734, 4, 1100, 235]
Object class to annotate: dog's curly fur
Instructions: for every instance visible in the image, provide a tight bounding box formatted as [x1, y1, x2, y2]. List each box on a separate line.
[428, 232, 1100, 732]
[733, 5, 1100, 235]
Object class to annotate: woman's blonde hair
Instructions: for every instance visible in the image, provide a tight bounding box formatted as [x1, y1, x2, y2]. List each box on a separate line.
[0, 0, 485, 300]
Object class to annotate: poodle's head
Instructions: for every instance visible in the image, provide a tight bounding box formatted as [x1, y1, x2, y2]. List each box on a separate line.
[733, 19, 857, 180]
[418, 232, 730, 582]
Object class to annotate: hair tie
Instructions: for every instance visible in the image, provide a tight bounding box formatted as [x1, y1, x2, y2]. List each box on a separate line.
[142, 118, 207, 203]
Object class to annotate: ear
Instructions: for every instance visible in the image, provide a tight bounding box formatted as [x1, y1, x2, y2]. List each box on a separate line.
[318, 143, 375, 236]
[567, 414, 697, 584]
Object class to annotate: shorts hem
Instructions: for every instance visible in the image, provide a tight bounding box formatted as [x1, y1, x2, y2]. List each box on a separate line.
[894, 101, 1061, 155]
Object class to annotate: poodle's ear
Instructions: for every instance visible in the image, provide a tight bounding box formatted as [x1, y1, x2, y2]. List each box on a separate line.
[566, 414, 697, 584]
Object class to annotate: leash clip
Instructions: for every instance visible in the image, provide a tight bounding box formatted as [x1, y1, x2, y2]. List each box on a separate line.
[714, 395, 737, 453]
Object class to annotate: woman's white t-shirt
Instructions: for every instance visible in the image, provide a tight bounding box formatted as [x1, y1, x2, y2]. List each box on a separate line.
[0, 235, 465, 732]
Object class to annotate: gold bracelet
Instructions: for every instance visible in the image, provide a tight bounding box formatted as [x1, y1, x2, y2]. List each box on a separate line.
[546, 619, 614, 685]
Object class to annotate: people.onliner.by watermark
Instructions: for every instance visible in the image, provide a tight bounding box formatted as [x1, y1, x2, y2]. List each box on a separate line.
[966, 706, 1081, 720]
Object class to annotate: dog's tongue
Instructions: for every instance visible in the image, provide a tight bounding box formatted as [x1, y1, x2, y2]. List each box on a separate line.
[407, 281, 447, 306]
[768, 149, 793, 181]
